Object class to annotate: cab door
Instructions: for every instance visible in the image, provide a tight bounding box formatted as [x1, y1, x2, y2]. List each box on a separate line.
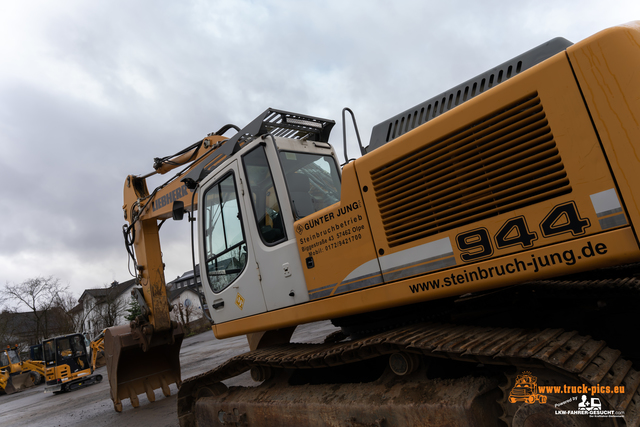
[240, 141, 310, 311]
[198, 161, 267, 324]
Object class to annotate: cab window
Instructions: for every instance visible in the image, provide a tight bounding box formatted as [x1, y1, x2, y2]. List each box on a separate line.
[43, 340, 56, 366]
[6, 349, 19, 364]
[30, 345, 43, 362]
[278, 152, 341, 219]
[242, 146, 286, 245]
[71, 335, 86, 356]
[57, 338, 73, 358]
[202, 173, 248, 293]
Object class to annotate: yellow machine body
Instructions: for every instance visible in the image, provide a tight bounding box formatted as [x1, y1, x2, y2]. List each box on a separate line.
[0, 346, 45, 394]
[212, 21, 640, 339]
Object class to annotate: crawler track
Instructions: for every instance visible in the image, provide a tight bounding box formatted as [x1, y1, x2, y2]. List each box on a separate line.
[178, 322, 640, 426]
[178, 269, 640, 426]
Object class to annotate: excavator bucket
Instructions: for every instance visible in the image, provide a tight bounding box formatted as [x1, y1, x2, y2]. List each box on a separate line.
[104, 323, 184, 412]
[2, 372, 37, 394]
[0, 381, 14, 395]
[94, 351, 106, 369]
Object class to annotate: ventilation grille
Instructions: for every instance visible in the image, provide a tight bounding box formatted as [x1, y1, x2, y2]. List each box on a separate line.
[384, 62, 522, 143]
[367, 37, 573, 152]
[371, 93, 571, 247]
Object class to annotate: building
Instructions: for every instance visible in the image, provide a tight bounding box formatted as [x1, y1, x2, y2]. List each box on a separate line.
[167, 265, 207, 327]
[1, 268, 210, 349]
[76, 279, 137, 339]
[0, 308, 70, 349]
[65, 266, 207, 340]
[167, 264, 202, 292]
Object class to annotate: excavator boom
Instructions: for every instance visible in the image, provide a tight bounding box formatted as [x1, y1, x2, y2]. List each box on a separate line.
[105, 131, 231, 411]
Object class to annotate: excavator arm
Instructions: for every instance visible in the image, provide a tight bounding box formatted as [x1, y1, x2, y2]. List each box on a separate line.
[105, 131, 231, 412]
[90, 330, 106, 370]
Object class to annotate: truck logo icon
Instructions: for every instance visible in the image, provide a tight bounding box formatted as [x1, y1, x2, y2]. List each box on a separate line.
[508, 371, 548, 404]
[578, 395, 602, 411]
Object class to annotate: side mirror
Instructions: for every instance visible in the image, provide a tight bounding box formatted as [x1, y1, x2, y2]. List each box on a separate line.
[172, 201, 185, 221]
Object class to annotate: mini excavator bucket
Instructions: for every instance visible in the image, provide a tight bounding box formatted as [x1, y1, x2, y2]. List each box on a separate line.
[105, 323, 184, 412]
[94, 351, 106, 369]
[2, 372, 37, 394]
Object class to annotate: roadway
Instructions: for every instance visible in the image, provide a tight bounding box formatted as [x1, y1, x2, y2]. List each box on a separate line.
[0, 321, 338, 426]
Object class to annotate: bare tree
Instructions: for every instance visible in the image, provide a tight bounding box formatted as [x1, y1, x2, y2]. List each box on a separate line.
[171, 298, 202, 336]
[52, 290, 93, 335]
[0, 287, 24, 348]
[0, 288, 7, 310]
[173, 302, 191, 335]
[5, 276, 68, 342]
[0, 307, 19, 349]
[92, 284, 128, 331]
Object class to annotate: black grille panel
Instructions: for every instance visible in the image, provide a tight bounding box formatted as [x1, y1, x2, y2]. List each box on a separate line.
[371, 93, 572, 247]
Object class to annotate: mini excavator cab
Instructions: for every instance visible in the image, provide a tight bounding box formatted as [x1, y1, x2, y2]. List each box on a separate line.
[43, 333, 102, 394]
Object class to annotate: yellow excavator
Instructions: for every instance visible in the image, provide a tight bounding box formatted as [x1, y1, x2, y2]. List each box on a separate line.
[43, 333, 103, 394]
[107, 21, 640, 426]
[0, 345, 45, 395]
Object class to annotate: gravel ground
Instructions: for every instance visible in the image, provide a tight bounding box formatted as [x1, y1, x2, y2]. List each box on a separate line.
[0, 321, 339, 427]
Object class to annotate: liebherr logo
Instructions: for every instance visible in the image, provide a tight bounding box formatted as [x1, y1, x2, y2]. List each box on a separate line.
[152, 185, 190, 212]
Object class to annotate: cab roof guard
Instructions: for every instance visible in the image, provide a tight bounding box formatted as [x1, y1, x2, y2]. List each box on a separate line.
[182, 108, 335, 188]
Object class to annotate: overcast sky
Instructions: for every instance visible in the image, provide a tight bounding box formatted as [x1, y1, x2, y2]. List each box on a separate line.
[1, 0, 639, 303]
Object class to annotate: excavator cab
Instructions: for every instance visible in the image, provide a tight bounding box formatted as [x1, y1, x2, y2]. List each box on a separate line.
[197, 134, 342, 326]
[0, 346, 23, 394]
[0, 346, 20, 372]
[43, 333, 102, 394]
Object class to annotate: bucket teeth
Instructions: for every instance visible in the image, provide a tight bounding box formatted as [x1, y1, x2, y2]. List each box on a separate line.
[105, 323, 184, 411]
[145, 382, 155, 402]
